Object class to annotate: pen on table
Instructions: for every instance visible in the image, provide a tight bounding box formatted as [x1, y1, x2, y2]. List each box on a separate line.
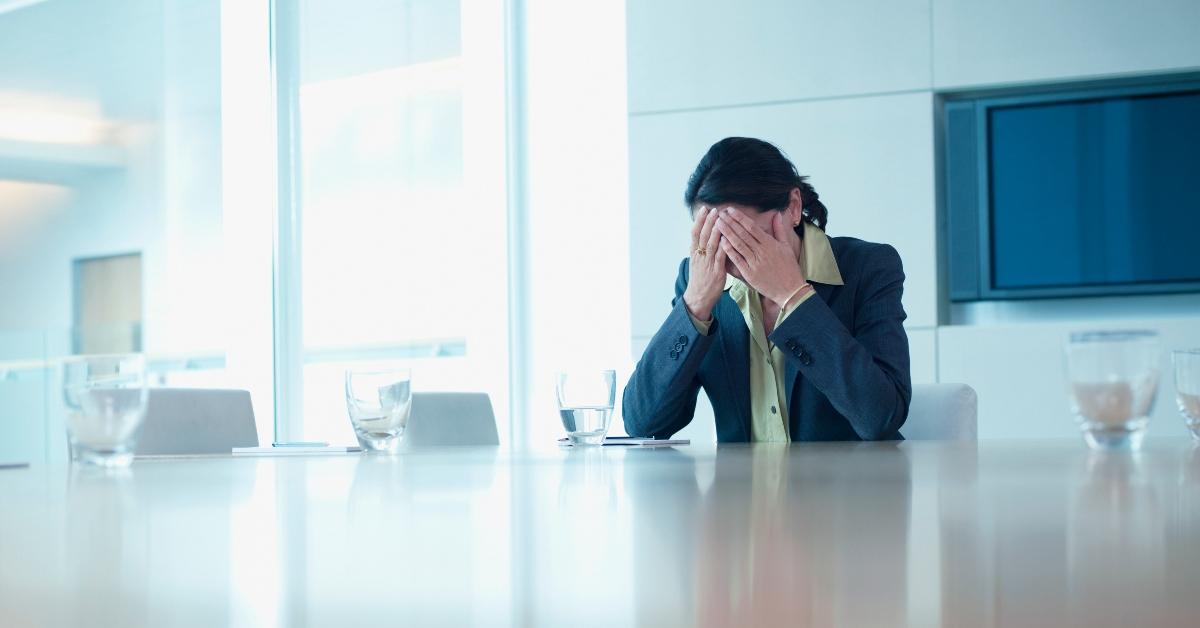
[272, 441, 330, 448]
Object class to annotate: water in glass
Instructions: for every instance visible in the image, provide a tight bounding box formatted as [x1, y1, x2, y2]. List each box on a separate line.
[1065, 330, 1160, 451]
[345, 369, 411, 453]
[556, 370, 616, 445]
[559, 406, 614, 445]
[62, 354, 148, 467]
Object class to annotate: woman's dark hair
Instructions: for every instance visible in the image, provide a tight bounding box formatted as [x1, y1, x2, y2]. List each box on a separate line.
[683, 137, 828, 231]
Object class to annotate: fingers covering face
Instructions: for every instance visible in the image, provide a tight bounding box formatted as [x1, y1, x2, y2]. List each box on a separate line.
[720, 208, 765, 244]
[697, 206, 720, 251]
[705, 214, 722, 263]
[771, 212, 790, 242]
[716, 214, 757, 261]
[690, 206, 708, 246]
[721, 237, 747, 273]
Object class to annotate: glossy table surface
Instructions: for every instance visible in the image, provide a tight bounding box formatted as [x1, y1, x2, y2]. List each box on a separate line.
[2, 440, 1198, 627]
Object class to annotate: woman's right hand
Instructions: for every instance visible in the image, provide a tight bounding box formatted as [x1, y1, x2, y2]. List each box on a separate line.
[682, 206, 727, 322]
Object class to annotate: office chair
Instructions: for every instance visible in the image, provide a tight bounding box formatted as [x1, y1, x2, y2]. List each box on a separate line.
[403, 392, 499, 446]
[137, 388, 259, 455]
[903, 383, 978, 441]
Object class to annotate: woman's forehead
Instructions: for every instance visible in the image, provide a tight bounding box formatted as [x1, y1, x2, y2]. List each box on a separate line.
[692, 202, 769, 216]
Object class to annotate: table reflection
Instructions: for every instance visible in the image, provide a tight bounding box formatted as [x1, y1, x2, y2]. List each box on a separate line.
[64, 467, 146, 626]
[628, 444, 912, 627]
[2, 442, 1199, 627]
[939, 444, 1200, 628]
[298, 451, 510, 626]
[1066, 452, 1165, 626]
[60, 460, 249, 626]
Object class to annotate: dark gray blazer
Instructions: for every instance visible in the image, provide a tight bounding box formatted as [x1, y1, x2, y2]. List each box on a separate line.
[623, 236, 911, 442]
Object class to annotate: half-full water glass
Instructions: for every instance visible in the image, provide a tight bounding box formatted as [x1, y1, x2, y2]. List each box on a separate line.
[62, 354, 148, 467]
[1065, 331, 1160, 451]
[345, 368, 412, 452]
[556, 370, 616, 445]
[1173, 349, 1200, 442]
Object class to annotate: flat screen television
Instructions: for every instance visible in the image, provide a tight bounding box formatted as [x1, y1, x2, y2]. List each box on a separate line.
[943, 80, 1200, 301]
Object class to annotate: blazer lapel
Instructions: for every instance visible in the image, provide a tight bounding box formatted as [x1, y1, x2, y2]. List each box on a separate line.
[715, 295, 752, 440]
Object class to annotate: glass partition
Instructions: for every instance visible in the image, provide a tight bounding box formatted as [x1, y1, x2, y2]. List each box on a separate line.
[0, 0, 275, 453]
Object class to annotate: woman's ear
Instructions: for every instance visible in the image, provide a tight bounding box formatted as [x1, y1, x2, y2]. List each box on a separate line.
[788, 188, 804, 227]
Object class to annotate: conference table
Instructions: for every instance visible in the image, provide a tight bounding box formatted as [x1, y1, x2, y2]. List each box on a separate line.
[1, 440, 1197, 627]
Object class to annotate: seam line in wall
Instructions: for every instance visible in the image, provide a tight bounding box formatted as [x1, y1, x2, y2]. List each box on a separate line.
[933, 326, 940, 384]
[928, 0, 935, 88]
[628, 87, 932, 118]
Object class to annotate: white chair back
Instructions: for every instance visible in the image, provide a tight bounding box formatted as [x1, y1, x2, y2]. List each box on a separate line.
[138, 388, 258, 455]
[403, 392, 499, 446]
[904, 383, 978, 441]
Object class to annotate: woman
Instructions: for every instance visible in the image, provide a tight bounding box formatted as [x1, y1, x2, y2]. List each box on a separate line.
[623, 137, 911, 442]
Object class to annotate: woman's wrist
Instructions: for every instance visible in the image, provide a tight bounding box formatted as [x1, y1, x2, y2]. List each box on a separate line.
[774, 281, 813, 310]
[683, 292, 714, 322]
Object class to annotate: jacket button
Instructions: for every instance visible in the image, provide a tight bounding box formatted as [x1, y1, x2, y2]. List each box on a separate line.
[785, 339, 797, 350]
[669, 349, 679, 359]
[673, 342, 683, 352]
[799, 351, 813, 366]
[678, 335, 688, 346]
[770, 406, 777, 415]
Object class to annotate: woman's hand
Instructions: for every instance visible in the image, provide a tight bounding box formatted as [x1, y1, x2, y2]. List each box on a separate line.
[682, 206, 727, 321]
[716, 208, 809, 308]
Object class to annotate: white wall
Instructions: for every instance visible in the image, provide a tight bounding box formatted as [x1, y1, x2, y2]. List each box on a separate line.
[931, 0, 1200, 89]
[625, 0, 1200, 440]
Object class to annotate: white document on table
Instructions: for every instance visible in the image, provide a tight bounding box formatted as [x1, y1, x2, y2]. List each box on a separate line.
[557, 436, 690, 447]
[232, 445, 362, 455]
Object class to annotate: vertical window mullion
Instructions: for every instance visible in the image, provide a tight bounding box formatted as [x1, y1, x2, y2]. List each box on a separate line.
[270, 0, 304, 444]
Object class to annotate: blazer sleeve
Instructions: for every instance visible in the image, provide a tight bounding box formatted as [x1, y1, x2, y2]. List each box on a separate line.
[622, 259, 719, 439]
[768, 243, 912, 440]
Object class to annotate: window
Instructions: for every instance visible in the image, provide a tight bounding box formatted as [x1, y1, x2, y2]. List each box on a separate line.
[274, 0, 510, 444]
[0, 0, 630, 458]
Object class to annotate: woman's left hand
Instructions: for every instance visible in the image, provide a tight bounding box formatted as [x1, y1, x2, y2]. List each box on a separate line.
[716, 208, 809, 308]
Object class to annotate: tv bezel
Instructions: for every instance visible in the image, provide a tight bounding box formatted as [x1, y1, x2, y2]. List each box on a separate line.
[948, 78, 1200, 301]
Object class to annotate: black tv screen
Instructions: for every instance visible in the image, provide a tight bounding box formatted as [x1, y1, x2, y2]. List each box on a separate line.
[987, 90, 1200, 291]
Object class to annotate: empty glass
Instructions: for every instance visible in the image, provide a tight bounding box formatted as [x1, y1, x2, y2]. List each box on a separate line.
[62, 354, 148, 467]
[1065, 331, 1160, 451]
[345, 368, 412, 452]
[1173, 349, 1200, 442]
[556, 370, 616, 445]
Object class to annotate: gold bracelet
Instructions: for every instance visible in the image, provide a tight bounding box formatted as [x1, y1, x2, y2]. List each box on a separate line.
[779, 282, 813, 308]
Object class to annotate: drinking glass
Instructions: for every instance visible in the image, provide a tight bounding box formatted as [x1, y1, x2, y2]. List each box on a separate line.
[62, 354, 148, 467]
[1065, 331, 1160, 451]
[556, 370, 616, 445]
[345, 368, 412, 452]
[1173, 349, 1200, 442]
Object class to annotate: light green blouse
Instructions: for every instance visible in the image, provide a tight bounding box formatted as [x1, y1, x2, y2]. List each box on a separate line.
[689, 223, 844, 442]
